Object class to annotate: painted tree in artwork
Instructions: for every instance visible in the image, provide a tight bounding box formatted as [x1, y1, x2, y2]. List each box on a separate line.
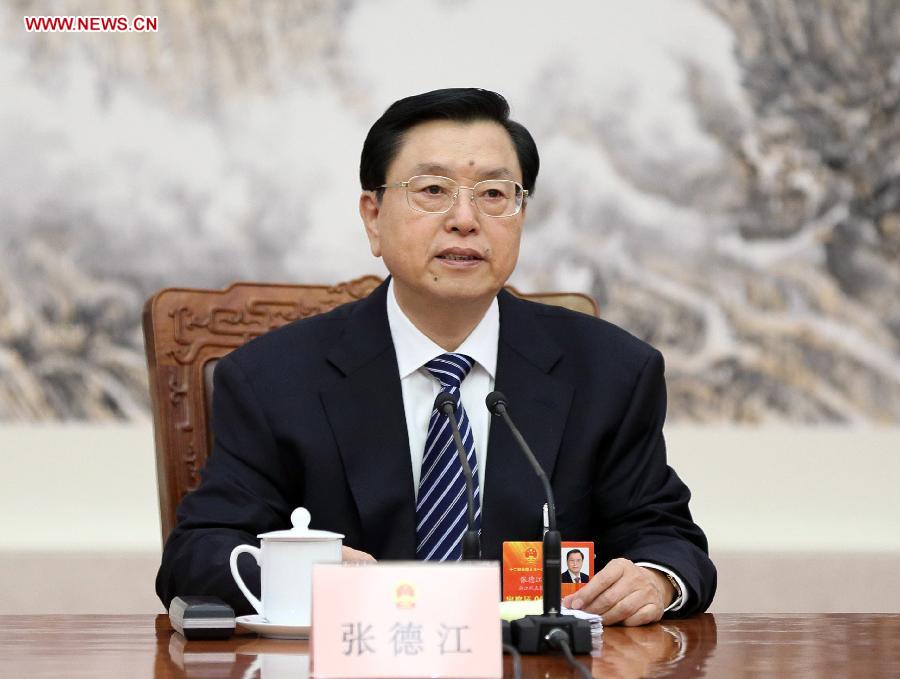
[704, 0, 900, 307]
[672, 0, 900, 421]
[583, 0, 900, 423]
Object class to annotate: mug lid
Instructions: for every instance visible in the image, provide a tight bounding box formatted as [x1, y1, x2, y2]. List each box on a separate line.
[258, 507, 345, 542]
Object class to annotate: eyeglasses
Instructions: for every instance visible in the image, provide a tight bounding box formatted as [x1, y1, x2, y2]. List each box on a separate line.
[378, 175, 528, 217]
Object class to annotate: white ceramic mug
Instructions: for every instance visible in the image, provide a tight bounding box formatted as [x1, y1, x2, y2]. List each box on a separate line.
[229, 507, 343, 626]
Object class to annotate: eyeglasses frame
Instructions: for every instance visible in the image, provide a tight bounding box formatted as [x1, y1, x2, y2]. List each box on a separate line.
[376, 174, 529, 217]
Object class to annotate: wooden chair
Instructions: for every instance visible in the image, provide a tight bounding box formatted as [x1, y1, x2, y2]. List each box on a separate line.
[143, 276, 598, 542]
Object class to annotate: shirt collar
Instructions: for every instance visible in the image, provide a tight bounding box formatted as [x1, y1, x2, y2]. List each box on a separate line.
[386, 278, 498, 380]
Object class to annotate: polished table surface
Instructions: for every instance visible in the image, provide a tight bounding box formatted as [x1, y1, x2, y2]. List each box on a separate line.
[1, 613, 898, 678]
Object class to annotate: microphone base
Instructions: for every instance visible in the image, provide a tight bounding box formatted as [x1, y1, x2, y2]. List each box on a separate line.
[510, 614, 593, 654]
[461, 530, 481, 561]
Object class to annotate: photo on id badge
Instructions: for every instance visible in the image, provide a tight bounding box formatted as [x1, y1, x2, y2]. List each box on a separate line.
[560, 544, 593, 596]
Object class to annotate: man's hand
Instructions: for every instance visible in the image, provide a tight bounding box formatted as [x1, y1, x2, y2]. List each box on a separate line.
[341, 545, 377, 563]
[561, 558, 673, 626]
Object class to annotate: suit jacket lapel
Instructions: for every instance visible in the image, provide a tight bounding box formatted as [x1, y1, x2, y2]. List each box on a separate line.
[319, 280, 417, 558]
[482, 291, 574, 559]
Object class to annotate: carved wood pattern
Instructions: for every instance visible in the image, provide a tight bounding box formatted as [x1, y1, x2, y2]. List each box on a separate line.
[143, 275, 596, 541]
[143, 276, 383, 540]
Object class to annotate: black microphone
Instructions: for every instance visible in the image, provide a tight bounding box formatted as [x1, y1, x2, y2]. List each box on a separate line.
[486, 391, 592, 655]
[434, 391, 481, 560]
[485, 392, 558, 534]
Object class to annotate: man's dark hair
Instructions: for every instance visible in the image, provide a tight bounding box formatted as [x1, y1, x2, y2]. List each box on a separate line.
[360, 88, 539, 197]
[566, 549, 584, 561]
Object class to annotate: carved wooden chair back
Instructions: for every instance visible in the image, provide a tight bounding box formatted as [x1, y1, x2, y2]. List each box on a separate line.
[143, 276, 598, 542]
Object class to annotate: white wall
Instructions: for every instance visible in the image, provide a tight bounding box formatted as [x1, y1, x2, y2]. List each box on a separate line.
[2, 425, 897, 614]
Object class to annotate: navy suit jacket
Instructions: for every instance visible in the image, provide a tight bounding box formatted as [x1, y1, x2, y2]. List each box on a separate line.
[156, 280, 716, 616]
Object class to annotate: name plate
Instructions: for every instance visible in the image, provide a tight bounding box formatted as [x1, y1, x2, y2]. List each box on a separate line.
[311, 561, 501, 678]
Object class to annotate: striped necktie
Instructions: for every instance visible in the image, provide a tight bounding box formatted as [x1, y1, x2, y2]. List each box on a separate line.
[415, 353, 481, 561]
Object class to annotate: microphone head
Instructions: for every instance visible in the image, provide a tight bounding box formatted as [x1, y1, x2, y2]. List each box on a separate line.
[485, 391, 508, 415]
[434, 390, 458, 415]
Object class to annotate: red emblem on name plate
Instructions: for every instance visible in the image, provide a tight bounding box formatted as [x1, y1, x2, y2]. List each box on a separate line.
[395, 582, 416, 609]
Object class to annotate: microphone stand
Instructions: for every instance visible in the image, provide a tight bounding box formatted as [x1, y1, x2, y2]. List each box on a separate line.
[435, 392, 481, 560]
[487, 391, 593, 655]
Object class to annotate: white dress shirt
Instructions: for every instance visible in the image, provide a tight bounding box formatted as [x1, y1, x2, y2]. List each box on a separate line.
[384, 279, 686, 612]
[386, 279, 497, 501]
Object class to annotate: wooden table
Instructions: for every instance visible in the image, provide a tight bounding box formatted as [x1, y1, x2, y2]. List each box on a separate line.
[1, 614, 898, 677]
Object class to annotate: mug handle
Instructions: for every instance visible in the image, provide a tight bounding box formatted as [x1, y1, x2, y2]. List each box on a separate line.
[229, 545, 263, 616]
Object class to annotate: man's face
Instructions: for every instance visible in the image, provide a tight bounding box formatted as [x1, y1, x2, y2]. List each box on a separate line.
[567, 552, 583, 573]
[360, 119, 525, 312]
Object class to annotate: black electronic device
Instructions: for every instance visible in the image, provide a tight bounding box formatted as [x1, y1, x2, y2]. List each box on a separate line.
[168, 596, 236, 640]
[434, 390, 482, 560]
[486, 391, 594, 655]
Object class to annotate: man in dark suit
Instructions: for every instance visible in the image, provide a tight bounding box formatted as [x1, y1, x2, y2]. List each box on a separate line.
[561, 549, 590, 584]
[156, 88, 716, 625]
